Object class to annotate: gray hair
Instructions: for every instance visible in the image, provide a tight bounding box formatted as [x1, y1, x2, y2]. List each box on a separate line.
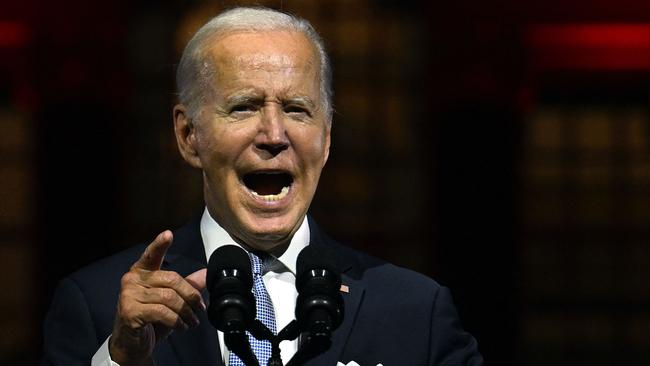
[176, 7, 333, 122]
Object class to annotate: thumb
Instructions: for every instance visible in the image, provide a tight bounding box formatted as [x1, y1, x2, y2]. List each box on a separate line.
[185, 268, 207, 290]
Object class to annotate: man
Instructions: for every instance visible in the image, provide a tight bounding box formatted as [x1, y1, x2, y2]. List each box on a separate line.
[42, 7, 483, 366]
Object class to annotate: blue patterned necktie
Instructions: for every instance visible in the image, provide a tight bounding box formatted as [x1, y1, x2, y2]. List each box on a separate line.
[228, 252, 277, 366]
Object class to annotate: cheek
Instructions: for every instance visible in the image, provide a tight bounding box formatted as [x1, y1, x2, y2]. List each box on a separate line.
[296, 129, 329, 168]
[195, 124, 248, 166]
[194, 132, 222, 167]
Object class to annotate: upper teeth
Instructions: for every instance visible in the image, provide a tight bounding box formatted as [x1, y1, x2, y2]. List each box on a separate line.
[251, 186, 290, 202]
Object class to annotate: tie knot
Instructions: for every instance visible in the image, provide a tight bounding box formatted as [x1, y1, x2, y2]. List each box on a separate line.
[249, 252, 263, 275]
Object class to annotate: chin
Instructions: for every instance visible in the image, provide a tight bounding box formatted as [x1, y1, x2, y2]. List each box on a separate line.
[240, 214, 302, 249]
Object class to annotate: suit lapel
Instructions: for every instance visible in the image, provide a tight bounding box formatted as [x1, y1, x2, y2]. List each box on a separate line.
[306, 217, 366, 365]
[161, 215, 224, 366]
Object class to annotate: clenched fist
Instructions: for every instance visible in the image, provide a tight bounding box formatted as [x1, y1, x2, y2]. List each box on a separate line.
[109, 231, 207, 365]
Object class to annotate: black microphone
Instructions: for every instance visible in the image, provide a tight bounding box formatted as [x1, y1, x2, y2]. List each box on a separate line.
[285, 245, 344, 366]
[206, 245, 259, 366]
[295, 244, 344, 339]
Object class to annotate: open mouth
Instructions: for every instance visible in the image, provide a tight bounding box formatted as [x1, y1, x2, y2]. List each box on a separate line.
[242, 171, 294, 202]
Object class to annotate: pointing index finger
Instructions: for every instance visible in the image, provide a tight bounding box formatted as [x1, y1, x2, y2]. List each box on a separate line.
[133, 230, 173, 271]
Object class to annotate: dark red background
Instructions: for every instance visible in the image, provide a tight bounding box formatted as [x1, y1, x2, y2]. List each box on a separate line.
[2, 0, 650, 364]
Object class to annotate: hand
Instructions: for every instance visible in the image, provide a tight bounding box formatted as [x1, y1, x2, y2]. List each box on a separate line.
[109, 230, 207, 365]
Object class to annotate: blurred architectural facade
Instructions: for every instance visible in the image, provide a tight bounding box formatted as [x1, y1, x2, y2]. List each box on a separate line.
[1, 0, 650, 365]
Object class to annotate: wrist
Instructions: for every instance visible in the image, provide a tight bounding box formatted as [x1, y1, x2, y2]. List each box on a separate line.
[108, 335, 154, 366]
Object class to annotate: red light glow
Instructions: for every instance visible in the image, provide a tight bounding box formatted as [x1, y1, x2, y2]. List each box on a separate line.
[0, 21, 29, 48]
[527, 24, 650, 70]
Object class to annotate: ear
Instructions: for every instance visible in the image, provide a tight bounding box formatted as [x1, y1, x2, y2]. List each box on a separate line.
[173, 104, 203, 169]
[322, 122, 331, 167]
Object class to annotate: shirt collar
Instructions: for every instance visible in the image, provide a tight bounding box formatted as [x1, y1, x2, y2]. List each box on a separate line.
[199, 207, 309, 275]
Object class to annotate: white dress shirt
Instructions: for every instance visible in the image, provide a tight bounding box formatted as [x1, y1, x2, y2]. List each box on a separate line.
[92, 208, 309, 366]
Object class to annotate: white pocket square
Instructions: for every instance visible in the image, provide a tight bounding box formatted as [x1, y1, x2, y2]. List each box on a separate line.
[337, 362, 383, 366]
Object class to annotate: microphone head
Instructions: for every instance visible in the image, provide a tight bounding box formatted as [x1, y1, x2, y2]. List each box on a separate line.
[296, 244, 338, 285]
[207, 245, 253, 290]
[295, 244, 344, 334]
[206, 245, 255, 332]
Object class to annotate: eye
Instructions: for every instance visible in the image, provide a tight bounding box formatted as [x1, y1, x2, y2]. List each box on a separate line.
[230, 104, 257, 114]
[284, 105, 311, 117]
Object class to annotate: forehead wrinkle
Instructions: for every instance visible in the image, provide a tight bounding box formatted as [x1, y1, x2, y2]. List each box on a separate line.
[206, 31, 322, 110]
[234, 53, 303, 70]
[213, 37, 318, 76]
[219, 68, 319, 98]
[214, 54, 315, 92]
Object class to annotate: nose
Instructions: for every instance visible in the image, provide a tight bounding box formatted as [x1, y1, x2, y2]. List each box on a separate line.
[254, 104, 289, 157]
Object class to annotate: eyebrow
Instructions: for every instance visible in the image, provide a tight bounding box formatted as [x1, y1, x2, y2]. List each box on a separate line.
[225, 92, 317, 109]
[225, 93, 264, 107]
[283, 96, 316, 109]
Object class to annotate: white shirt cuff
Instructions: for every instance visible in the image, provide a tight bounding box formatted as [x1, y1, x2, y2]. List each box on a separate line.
[92, 335, 120, 366]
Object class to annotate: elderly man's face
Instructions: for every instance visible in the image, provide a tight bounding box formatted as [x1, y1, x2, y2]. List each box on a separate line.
[174, 30, 330, 253]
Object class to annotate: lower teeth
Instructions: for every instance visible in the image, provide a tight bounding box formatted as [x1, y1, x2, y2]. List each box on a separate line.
[251, 186, 290, 202]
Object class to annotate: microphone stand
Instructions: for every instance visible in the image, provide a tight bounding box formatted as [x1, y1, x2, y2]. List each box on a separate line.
[249, 320, 301, 366]
[223, 318, 305, 366]
[224, 328, 259, 366]
[247, 318, 333, 366]
[285, 312, 333, 366]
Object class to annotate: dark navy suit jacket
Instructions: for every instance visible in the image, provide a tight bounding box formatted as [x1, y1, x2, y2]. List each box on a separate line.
[42, 216, 483, 365]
